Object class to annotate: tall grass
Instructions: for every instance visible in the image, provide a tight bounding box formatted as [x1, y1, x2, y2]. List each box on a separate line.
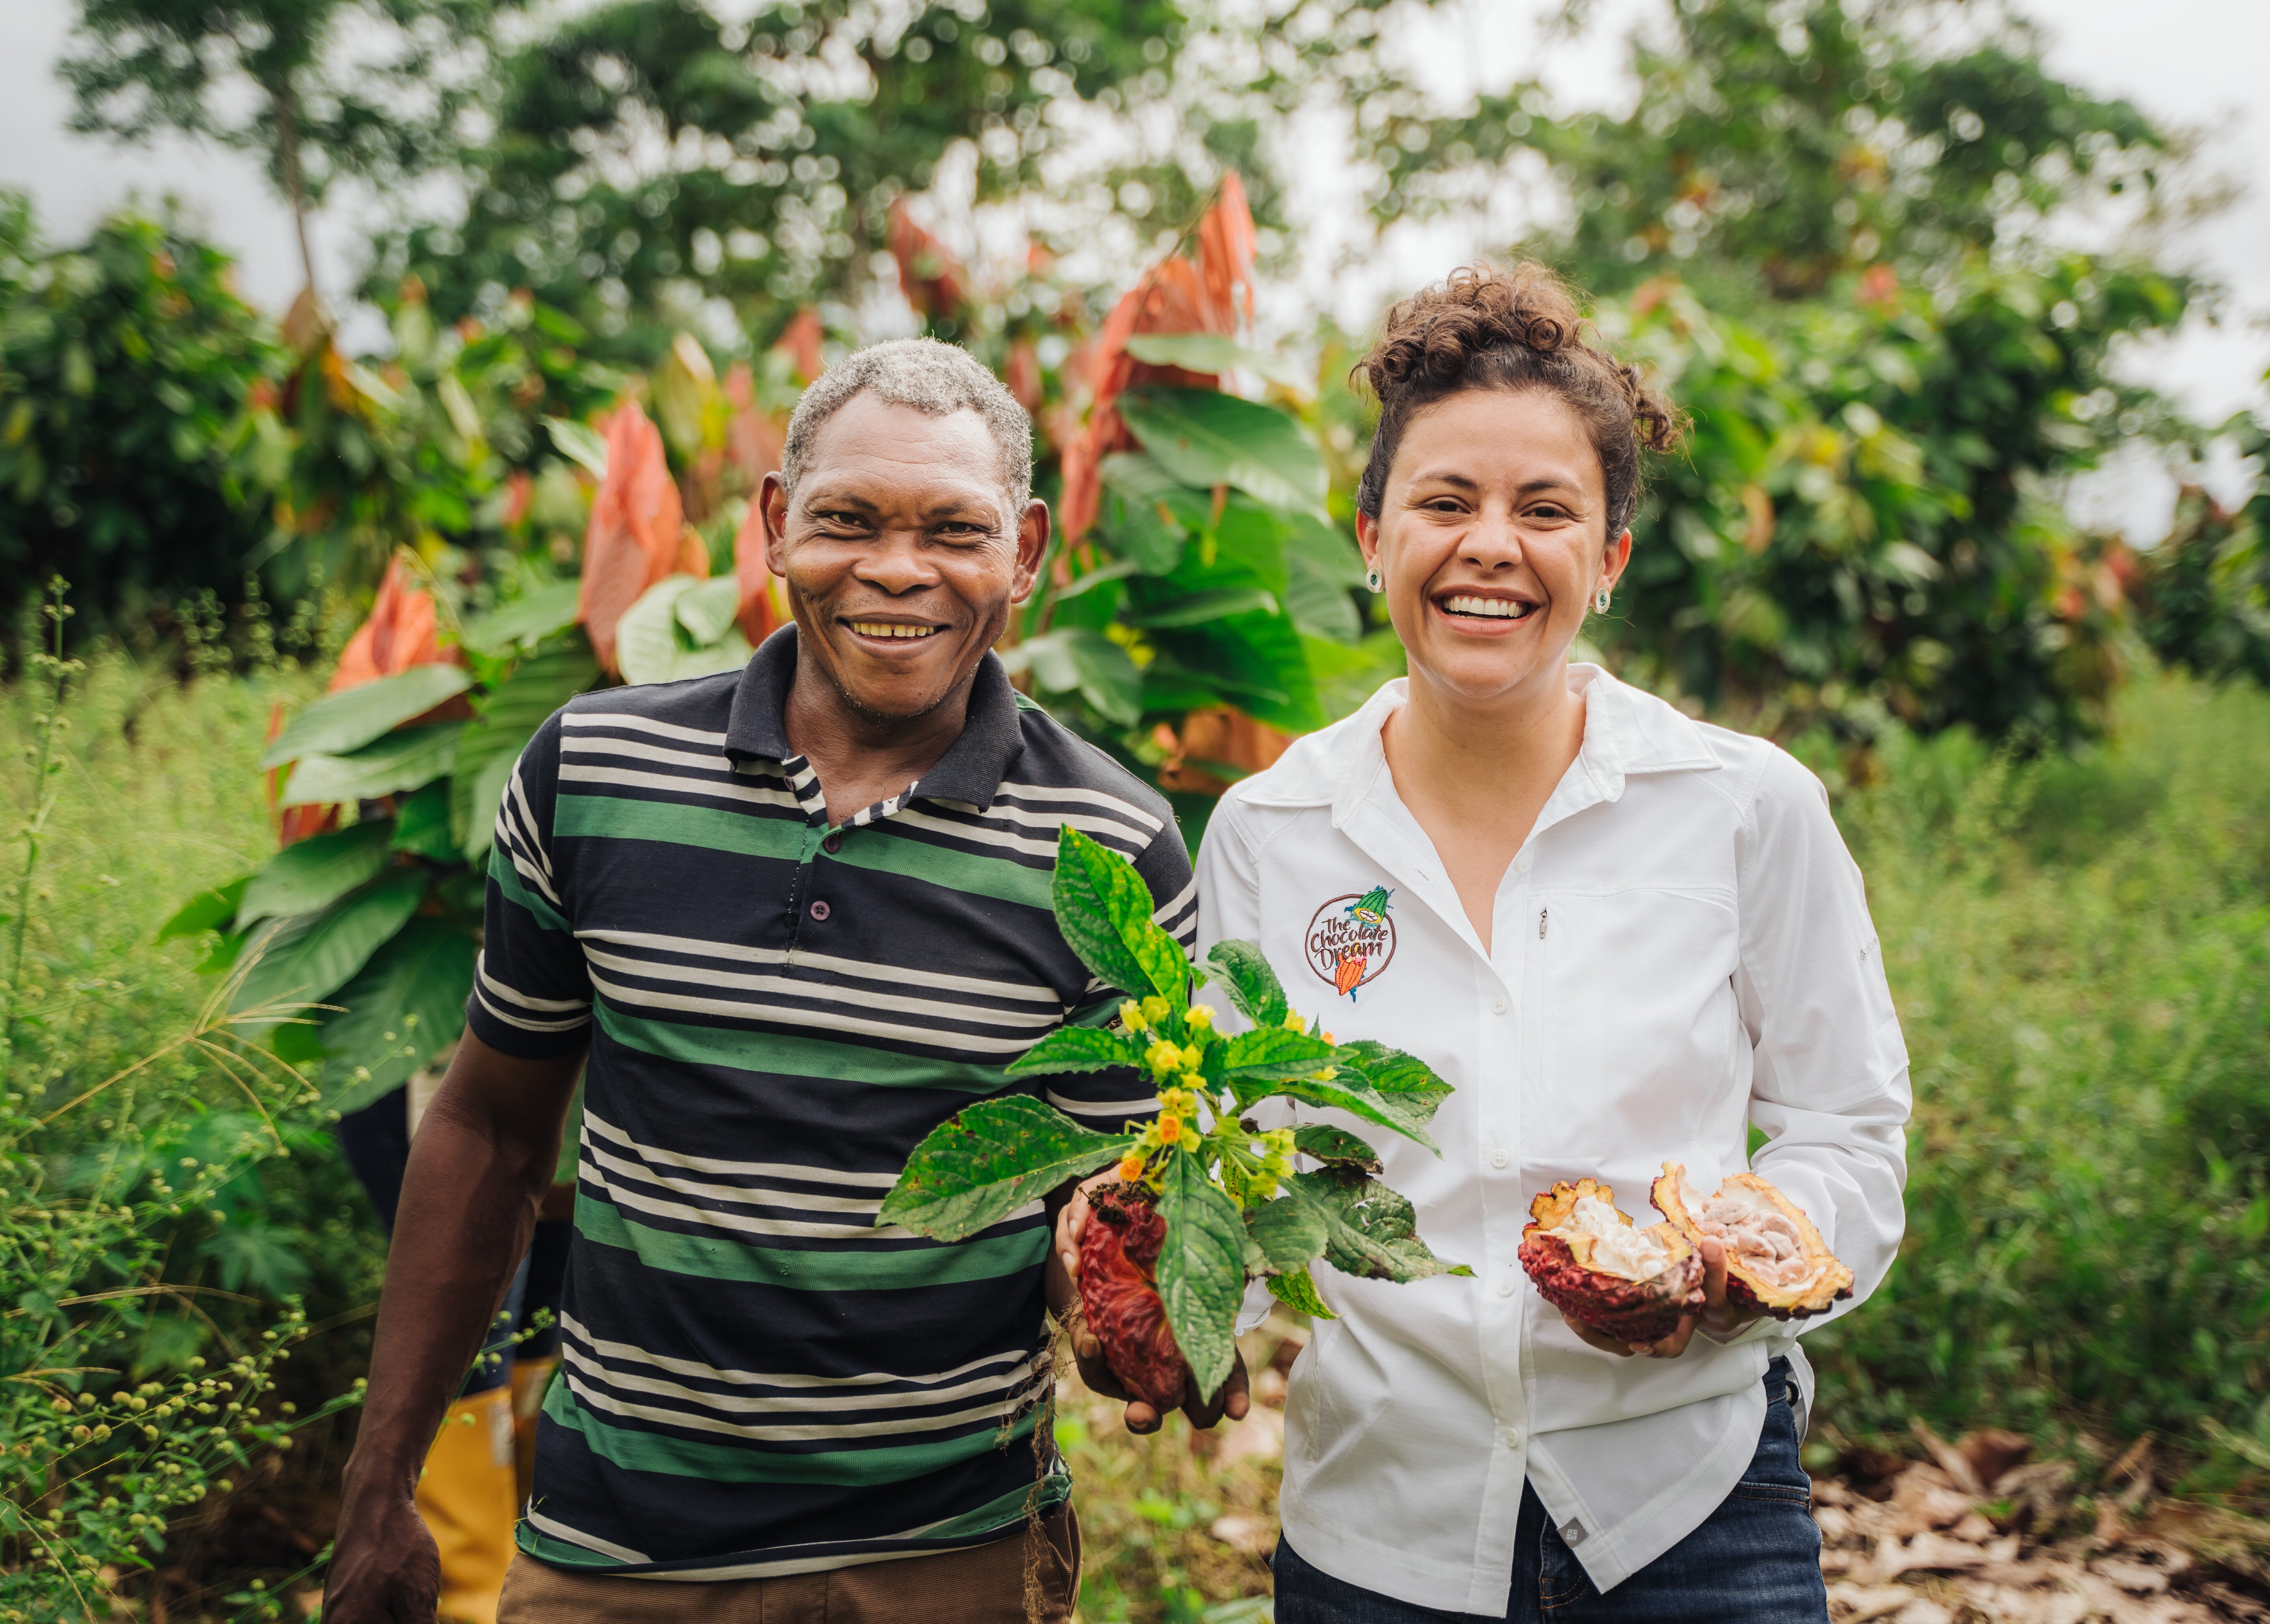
[1810, 675, 2270, 1496]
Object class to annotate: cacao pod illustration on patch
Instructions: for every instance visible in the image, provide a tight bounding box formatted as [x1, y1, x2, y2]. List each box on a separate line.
[879, 829, 1467, 1410]
[1651, 1162, 1855, 1320]
[1518, 1178, 1705, 1343]
[1333, 951, 1367, 999]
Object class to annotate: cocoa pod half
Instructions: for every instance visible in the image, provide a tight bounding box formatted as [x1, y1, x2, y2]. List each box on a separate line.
[1077, 1183, 1189, 1412]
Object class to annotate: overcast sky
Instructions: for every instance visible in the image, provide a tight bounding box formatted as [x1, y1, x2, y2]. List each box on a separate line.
[4, 0, 2263, 527]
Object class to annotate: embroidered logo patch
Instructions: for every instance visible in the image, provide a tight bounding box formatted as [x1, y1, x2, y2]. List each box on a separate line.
[1305, 886, 1396, 1000]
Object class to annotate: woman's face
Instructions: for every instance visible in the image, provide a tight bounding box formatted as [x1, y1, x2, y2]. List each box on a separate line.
[1356, 387, 1629, 710]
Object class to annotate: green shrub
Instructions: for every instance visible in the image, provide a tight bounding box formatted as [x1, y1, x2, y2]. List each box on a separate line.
[0, 599, 381, 1613]
[0, 198, 282, 647]
[1810, 674, 2270, 1491]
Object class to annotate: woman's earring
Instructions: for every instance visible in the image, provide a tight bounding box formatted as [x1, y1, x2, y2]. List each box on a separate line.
[1594, 584, 1613, 613]
[1366, 566, 1384, 594]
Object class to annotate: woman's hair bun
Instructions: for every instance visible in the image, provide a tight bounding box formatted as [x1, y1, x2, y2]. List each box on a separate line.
[1355, 263, 1685, 532]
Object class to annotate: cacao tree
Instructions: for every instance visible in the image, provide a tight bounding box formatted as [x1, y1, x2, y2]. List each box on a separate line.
[61, 0, 525, 298]
[881, 829, 1467, 1403]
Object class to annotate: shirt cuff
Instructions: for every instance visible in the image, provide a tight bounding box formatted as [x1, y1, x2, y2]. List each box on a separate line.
[463, 990, 593, 1060]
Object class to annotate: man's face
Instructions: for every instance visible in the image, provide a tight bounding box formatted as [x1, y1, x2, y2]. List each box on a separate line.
[761, 392, 1046, 721]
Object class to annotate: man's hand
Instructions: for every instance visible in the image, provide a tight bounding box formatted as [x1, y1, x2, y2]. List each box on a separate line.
[1049, 1173, 1251, 1435]
[1566, 1237, 1767, 1358]
[320, 1490, 440, 1624]
[324, 1034, 582, 1620]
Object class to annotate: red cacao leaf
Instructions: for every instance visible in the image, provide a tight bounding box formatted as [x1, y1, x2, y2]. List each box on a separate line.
[577, 402, 684, 674]
[1194, 171, 1258, 333]
[776, 307, 825, 385]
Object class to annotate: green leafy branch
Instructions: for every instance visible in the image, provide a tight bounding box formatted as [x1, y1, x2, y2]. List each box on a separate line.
[881, 827, 1466, 1402]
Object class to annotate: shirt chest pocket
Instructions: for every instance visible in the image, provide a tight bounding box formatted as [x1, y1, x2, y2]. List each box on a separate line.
[1521, 888, 1742, 1163]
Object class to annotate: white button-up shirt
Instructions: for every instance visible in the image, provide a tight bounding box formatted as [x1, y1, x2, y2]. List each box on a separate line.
[1195, 666, 1910, 1612]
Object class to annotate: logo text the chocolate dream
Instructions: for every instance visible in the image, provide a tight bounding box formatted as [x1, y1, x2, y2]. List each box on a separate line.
[1305, 886, 1396, 1000]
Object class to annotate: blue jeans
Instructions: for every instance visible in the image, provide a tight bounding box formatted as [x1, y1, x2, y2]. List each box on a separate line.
[1274, 1357, 1827, 1622]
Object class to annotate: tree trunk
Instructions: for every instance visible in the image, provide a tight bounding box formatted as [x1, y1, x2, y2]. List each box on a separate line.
[272, 83, 318, 300]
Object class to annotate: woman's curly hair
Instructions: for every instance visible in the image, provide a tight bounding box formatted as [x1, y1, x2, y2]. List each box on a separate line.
[1355, 263, 1685, 538]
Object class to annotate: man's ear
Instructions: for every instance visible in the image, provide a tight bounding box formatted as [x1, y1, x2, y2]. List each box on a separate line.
[1011, 498, 1051, 607]
[760, 471, 791, 579]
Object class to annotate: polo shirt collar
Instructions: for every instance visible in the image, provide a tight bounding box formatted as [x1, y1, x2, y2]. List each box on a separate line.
[722, 625, 1024, 812]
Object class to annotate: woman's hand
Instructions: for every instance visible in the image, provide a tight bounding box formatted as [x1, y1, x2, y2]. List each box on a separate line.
[1049, 1172, 1249, 1433]
[1567, 1237, 1766, 1358]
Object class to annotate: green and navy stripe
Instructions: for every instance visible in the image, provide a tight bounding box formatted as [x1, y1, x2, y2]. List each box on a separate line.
[467, 629, 1189, 1579]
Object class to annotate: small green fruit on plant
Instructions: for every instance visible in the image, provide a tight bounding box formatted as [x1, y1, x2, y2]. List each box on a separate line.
[878, 828, 1469, 1406]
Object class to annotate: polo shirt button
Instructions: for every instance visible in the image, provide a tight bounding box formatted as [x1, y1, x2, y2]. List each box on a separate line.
[809, 900, 832, 921]
[1490, 1148, 1509, 1169]
[823, 834, 842, 854]
[1497, 1278, 1515, 1297]
[1516, 852, 1532, 875]
[1490, 993, 1508, 1015]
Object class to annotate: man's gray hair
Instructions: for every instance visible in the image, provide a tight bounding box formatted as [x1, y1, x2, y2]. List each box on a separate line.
[781, 337, 1034, 512]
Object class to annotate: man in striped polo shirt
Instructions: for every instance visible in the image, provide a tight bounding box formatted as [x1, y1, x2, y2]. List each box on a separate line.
[329, 340, 1240, 1624]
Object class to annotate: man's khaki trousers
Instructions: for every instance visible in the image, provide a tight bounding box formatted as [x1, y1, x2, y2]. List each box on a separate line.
[495, 1507, 1080, 1624]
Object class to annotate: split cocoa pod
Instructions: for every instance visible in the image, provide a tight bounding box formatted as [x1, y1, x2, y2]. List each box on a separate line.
[1517, 1179, 1705, 1343]
[1519, 1164, 1854, 1339]
[1651, 1162, 1853, 1321]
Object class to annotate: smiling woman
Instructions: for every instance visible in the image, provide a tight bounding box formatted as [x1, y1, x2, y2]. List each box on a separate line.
[1194, 264, 1909, 1624]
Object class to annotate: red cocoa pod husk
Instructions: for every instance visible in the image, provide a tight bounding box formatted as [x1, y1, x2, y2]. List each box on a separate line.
[1517, 1178, 1706, 1344]
[1077, 1184, 1188, 1412]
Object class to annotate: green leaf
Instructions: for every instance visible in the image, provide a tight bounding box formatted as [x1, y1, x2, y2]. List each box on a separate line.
[459, 580, 583, 657]
[236, 821, 394, 926]
[453, 637, 599, 857]
[1220, 1026, 1341, 1084]
[1336, 1039, 1455, 1126]
[1155, 1147, 1247, 1402]
[1123, 589, 1280, 629]
[1266, 1264, 1336, 1319]
[1268, 1073, 1439, 1153]
[1293, 1125, 1381, 1169]
[280, 725, 464, 808]
[260, 665, 473, 769]
[158, 876, 249, 942]
[618, 576, 754, 686]
[545, 416, 608, 478]
[1289, 1167, 1469, 1283]
[319, 917, 479, 1114]
[1244, 1194, 1328, 1274]
[231, 870, 428, 1022]
[1003, 1025, 1145, 1079]
[389, 783, 459, 860]
[1051, 826, 1187, 1006]
[1013, 627, 1143, 726]
[1123, 333, 1315, 393]
[1118, 387, 1329, 519]
[1204, 940, 1288, 1029]
[674, 577, 744, 646]
[878, 1095, 1133, 1243]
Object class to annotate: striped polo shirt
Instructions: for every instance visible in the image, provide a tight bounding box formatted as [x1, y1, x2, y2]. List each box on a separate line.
[466, 628, 1194, 1579]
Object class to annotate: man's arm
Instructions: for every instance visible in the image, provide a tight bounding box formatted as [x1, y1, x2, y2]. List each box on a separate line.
[325, 1032, 584, 1624]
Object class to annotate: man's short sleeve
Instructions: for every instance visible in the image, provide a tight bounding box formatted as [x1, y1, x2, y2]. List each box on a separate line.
[464, 709, 593, 1058]
[1039, 823, 1195, 1133]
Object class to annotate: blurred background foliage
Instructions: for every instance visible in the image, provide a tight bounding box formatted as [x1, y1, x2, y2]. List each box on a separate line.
[2, 0, 2268, 1611]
